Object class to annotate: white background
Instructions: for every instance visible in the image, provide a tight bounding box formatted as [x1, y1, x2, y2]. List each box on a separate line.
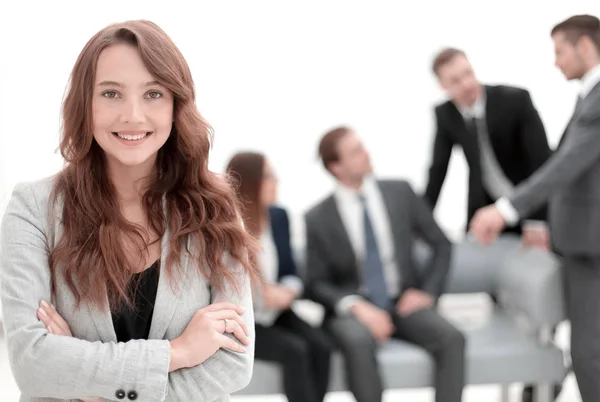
[1, 1, 599, 243]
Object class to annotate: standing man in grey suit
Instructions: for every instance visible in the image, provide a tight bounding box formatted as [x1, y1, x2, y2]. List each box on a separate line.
[470, 15, 600, 402]
[304, 126, 465, 402]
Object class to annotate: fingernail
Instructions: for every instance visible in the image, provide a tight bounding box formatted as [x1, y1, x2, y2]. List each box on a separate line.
[38, 308, 47, 317]
[40, 300, 49, 308]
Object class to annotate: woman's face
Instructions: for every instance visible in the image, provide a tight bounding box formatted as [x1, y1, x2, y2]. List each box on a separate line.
[260, 160, 278, 207]
[92, 43, 174, 171]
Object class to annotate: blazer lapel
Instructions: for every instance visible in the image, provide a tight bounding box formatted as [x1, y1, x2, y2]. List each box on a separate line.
[483, 86, 501, 143]
[87, 292, 117, 343]
[377, 181, 402, 240]
[323, 195, 357, 262]
[148, 225, 190, 340]
[558, 88, 595, 149]
[448, 104, 481, 163]
[86, 199, 189, 342]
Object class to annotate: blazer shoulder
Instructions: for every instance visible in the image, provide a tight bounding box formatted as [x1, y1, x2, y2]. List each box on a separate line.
[268, 205, 290, 229]
[8, 174, 58, 216]
[434, 99, 454, 116]
[378, 178, 412, 192]
[268, 205, 287, 218]
[489, 84, 531, 101]
[304, 195, 333, 222]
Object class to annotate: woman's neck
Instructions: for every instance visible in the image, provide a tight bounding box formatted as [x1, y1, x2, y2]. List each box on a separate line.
[106, 157, 155, 205]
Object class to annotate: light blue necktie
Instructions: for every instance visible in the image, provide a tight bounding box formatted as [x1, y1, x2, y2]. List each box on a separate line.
[358, 194, 390, 309]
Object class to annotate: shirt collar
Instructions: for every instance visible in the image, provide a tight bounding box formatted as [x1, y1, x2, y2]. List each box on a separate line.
[457, 87, 486, 119]
[580, 63, 600, 99]
[335, 174, 376, 201]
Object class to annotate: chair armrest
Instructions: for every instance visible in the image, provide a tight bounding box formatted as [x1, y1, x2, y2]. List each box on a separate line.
[494, 248, 565, 329]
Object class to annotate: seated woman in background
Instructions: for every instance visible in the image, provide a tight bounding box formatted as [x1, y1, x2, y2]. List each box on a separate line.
[226, 151, 333, 402]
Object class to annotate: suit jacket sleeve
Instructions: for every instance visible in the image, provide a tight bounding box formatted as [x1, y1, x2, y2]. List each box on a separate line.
[273, 207, 304, 294]
[305, 213, 351, 311]
[167, 258, 255, 400]
[424, 107, 454, 209]
[405, 182, 452, 297]
[275, 208, 298, 278]
[510, 103, 600, 218]
[516, 89, 552, 222]
[0, 182, 171, 401]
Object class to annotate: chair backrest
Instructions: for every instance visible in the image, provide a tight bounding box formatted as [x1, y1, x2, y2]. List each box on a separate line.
[294, 235, 524, 296]
[495, 247, 565, 327]
[414, 236, 523, 294]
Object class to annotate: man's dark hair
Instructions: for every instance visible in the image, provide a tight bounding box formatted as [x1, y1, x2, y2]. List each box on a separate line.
[431, 48, 466, 76]
[551, 15, 600, 52]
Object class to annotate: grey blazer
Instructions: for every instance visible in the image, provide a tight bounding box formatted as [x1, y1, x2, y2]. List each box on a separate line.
[304, 179, 452, 314]
[0, 176, 255, 402]
[509, 81, 600, 256]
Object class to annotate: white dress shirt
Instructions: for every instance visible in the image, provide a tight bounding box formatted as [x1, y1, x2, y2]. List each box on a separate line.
[496, 63, 600, 224]
[334, 175, 400, 314]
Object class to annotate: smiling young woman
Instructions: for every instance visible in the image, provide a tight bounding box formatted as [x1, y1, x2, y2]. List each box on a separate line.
[0, 20, 260, 402]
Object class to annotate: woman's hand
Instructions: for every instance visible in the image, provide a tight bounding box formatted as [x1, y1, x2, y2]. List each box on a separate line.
[38, 300, 101, 402]
[37, 300, 72, 336]
[262, 284, 295, 310]
[169, 301, 251, 372]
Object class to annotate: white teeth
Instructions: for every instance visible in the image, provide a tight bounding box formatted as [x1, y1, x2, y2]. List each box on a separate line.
[116, 132, 149, 141]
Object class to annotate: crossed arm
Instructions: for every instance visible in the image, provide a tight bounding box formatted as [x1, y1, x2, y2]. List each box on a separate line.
[0, 182, 254, 401]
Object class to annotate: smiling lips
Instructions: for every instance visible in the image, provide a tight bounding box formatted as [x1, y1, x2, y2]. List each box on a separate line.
[112, 131, 153, 141]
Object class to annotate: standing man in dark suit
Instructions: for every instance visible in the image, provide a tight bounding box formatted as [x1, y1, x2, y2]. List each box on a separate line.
[470, 15, 600, 402]
[423, 47, 560, 402]
[304, 126, 465, 402]
[424, 47, 553, 248]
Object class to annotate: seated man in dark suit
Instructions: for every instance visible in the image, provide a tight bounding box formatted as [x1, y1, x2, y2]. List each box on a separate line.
[422, 48, 562, 401]
[304, 126, 464, 402]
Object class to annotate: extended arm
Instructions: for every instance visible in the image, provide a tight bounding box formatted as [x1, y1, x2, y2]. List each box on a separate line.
[276, 208, 304, 294]
[517, 90, 552, 223]
[305, 214, 357, 313]
[407, 182, 452, 297]
[509, 106, 600, 218]
[424, 109, 453, 209]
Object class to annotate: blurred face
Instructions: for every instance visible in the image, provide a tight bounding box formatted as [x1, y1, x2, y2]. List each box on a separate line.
[552, 32, 587, 80]
[331, 131, 373, 182]
[260, 160, 278, 207]
[92, 43, 174, 170]
[437, 54, 482, 108]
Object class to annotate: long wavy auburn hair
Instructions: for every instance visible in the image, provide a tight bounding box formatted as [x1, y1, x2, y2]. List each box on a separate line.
[48, 20, 260, 311]
[225, 152, 267, 238]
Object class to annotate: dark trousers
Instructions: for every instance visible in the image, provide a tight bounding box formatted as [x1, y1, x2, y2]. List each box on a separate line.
[255, 309, 333, 402]
[562, 255, 600, 402]
[325, 307, 465, 402]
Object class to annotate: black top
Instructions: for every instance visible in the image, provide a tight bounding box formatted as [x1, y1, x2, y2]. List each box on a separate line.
[112, 260, 160, 342]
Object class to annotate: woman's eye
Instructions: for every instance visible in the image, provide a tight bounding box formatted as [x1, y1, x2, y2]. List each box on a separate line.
[147, 91, 163, 99]
[102, 91, 119, 98]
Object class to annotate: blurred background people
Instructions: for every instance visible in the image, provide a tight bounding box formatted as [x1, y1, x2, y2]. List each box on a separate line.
[470, 14, 600, 402]
[304, 127, 464, 402]
[227, 151, 333, 402]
